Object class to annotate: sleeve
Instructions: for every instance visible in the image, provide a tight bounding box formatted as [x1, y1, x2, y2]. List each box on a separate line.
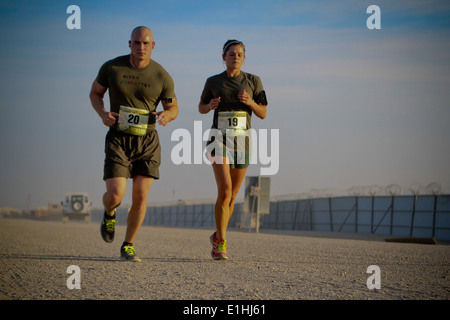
[253, 76, 268, 106]
[161, 72, 176, 99]
[200, 78, 213, 103]
[95, 61, 110, 88]
[251, 75, 262, 96]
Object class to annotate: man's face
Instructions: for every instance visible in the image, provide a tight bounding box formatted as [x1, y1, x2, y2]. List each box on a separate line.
[129, 30, 154, 61]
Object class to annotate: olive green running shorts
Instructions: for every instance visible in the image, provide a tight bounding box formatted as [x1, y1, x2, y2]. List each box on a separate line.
[207, 135, 250, 169]
[103, 129, 161, 180]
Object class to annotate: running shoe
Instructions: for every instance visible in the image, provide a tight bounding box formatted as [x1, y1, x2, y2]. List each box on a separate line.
[210, 231, 228, 260]
[120, 245, 142, 262]
[100, 212, 117, 243]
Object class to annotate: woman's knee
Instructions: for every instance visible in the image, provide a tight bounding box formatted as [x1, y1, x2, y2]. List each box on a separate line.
[217, 184, 232, 202]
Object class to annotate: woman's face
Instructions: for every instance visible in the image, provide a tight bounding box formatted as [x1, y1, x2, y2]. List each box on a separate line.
[223, 45, 245, 71]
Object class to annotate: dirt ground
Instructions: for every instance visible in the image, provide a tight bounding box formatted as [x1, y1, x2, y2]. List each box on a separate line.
[1, 218, 449, 314]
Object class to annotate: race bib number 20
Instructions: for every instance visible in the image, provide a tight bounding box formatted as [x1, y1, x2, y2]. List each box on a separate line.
[118, 106, 149, 136]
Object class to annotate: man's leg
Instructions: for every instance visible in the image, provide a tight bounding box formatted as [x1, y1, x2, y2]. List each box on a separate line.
[100, 177, 127, 243]
[103, 177, 127, 216]
[124, 175, 154, 244]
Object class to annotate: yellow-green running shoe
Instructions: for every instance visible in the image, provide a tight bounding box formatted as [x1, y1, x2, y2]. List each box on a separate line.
[120, 245, 142, 262]
[100, 212, 117, 243]
[210, 231, 228, 260]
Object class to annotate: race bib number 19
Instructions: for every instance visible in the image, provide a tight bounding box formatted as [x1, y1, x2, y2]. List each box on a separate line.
[218, 111, 247, 136]
[118, 106, 149, 136]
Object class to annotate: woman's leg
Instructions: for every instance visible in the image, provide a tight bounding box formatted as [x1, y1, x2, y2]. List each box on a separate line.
[228, 167, 247, 223]
[211, 158, 247, 241]
[212, 158, 232, 241]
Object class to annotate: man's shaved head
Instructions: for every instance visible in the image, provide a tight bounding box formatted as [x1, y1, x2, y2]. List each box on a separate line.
[128, 26, 155, 68]
[131, 26, 153, 40]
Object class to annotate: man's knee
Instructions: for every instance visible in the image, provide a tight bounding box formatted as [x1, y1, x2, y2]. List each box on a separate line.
[132, 190, 148, 205]
[104, 192, 122, 208]
[131, 176, 153, 205]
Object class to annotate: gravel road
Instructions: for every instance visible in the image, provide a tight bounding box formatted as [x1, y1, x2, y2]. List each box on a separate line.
[1, 218, 449, 302]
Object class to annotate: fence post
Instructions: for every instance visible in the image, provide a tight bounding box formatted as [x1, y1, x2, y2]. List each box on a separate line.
[371, 196, 375, 233]
[432, 195, 437, 237]
[292, 199, 300, 230]
[410, 195, 417, 237]
[328, 197, 334, 232]
[390, 196, 394, 235]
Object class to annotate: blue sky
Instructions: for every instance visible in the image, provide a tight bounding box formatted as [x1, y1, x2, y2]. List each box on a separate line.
[1, 0, 449, 209]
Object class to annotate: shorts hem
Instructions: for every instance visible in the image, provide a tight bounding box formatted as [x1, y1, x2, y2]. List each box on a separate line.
[103, 172, 160, 181]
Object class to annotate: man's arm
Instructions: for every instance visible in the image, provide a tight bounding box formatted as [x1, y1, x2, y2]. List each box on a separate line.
[89, 80, 118, 127]
[153, 97, 179, 126]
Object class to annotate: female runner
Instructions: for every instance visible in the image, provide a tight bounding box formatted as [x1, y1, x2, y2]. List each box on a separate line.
[199, 40, 268, 260]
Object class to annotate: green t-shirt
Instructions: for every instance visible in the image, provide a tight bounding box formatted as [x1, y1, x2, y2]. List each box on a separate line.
[200, 71, 265, 131]
[201, 71, 266, 155]
[96, 55, 176, 132]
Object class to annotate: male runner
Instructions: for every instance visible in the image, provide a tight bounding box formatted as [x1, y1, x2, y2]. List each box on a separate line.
[89, 26, 178, 262]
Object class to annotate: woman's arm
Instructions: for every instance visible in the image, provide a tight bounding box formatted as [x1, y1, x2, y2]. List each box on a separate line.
[198, 97, 221, 114]
[238, 90, 267, 119]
